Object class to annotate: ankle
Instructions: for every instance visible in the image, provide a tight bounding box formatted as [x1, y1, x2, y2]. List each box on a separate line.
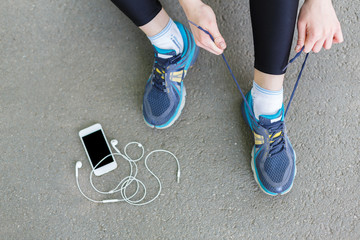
[140, 8, 170, 37]
[147, 18, 184, 57]
[254, 68, 284, 91]
[252, 81, 283, 119]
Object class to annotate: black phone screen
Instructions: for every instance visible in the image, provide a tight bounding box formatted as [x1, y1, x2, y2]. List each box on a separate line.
[82, 130, 113, 169]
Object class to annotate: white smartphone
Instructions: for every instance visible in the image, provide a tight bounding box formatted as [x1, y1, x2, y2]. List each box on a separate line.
[79, 123, 117, 176]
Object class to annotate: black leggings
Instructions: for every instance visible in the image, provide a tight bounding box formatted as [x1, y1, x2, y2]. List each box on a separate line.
[110, 0, 299, 75]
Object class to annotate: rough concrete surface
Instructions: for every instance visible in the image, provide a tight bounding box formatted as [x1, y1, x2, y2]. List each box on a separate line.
[1, 0, 359, 239]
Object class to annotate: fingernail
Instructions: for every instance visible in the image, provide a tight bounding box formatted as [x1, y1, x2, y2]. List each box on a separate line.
[295, 45, 301, 51]
[220, 42, 226, 49]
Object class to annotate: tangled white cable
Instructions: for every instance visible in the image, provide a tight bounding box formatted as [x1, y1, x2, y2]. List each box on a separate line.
[75, 139, 180, 205]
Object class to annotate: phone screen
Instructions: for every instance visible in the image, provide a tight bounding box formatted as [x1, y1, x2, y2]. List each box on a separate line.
[82, 130, 113, 169]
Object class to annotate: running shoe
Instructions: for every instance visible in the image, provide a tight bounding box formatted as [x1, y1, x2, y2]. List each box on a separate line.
[241, 90, 296, 195]
[143, 21, 199, 129]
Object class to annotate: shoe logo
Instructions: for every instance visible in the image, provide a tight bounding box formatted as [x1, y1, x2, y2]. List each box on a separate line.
[254, 132, 264, 145]
[254, 131, 283, 145]
[169, 70, 187, 83]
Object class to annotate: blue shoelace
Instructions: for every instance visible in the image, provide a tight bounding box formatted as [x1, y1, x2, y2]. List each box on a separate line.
[188, 20, 310, 156]
[265, 120, 285, 156]
[153, 54, 181, 92]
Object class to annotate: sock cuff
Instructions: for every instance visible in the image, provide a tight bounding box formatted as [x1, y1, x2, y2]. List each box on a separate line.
[253, 81, 283, 95]
[148, 18, 173, 41]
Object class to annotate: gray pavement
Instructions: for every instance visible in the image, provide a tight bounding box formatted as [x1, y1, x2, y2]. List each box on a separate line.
[1, 0, 359, 239]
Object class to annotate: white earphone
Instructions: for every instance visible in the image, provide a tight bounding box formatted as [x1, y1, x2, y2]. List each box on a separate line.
[111, 139, 118, 148]
[75, 161, 82, 177]
[75, 139, 180, 205]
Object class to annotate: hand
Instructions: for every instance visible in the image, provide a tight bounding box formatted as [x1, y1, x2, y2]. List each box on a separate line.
[296, 0, 343, 53]
[180, 0, 226, 55]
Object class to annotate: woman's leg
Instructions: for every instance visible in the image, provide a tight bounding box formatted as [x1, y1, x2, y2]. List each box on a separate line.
[139, 8, 170, 37]
[111, 0, 174, 39]
[250, 0, 299, 79]
[110, 0, 187, 55]
[110, 0, 163, 29]
[109, 0, 199, 128]
[242, 0, 300, 195]
[250, 0, 299, 118]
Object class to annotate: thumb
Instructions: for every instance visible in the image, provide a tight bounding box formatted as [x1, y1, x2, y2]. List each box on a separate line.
[296, 22, 306, 52]
[333, 28, 344, 44]
[209, 23, 226, 50]
[214, 36, 226, 50]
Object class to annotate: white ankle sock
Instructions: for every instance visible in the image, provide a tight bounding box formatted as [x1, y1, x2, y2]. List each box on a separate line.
[251, 81, 283, 119]
[148, 18, 184, 58]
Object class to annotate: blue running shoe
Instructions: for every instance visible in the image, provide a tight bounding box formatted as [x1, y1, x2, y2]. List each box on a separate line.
[241, 91, 296, 195]
[143, 22, 199, 129]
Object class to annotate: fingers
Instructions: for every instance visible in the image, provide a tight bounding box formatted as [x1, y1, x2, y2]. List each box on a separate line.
[295, 21, 306, 52]
[195, 26, 226, 55]
[296, 1, 343, 54]
[196, 42, 221, 55]
[312, 39, 325, 53]
[184, 2, 226, 55]
[333, 27, 344, 44]
[317, 22, 342, 51]
[210, 24, 227, 51]
[195, 31, 223, 55]
[195, 34, 225, 55]
[304, 32, 317, 53]
[323, 37, 333, 50]
[305, 29, 342, 53]
[189, 21, 226, 55]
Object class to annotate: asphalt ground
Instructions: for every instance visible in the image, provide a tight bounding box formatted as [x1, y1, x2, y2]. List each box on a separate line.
[1, 0, 359, 239]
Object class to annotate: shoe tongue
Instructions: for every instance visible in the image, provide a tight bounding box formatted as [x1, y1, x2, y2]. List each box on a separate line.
[258, 108, 283, 126]
[154, 46, 177, 59]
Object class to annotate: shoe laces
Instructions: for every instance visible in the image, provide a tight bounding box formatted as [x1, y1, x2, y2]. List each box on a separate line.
[152, 54, 181, 92]
[262, 120, 285, 157]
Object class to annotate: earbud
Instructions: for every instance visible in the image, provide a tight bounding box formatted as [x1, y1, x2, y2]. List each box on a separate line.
[76, 161, 82, 169]
[75, 161, 82, 178]
[111, 139, 121, 154]
[111, 139, 118, 146]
